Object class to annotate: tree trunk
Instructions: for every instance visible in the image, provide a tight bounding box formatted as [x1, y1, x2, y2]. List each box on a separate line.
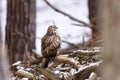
[88, 0, 101, 46]
[101, 0, 120, 80]
[6, 0, 36, 64]
[88, 0, 99, 28]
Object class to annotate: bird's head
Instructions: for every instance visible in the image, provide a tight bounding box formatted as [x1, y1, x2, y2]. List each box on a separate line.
[47, 25, 58, 35]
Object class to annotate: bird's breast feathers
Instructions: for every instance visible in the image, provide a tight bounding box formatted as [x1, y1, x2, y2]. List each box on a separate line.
[41, 34, 61, 57]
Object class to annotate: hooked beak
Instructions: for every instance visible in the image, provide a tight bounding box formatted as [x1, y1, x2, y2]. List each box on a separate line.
[55, 26, 58, 29]
[54, 26, 58, 29]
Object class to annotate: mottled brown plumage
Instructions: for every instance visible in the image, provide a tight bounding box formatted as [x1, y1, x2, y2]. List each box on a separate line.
[41, 25, 61, 68]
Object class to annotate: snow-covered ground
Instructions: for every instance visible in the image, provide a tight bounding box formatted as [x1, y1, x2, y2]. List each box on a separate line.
[1, 0, 92, 54]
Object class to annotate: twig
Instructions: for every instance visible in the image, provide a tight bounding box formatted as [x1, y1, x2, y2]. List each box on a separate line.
[62, 40, 79, 48]
[43, 0, 92, 27]
[72, 23, 86, 26]
[36, 37, 79, 48]
[72, 23, 93, 28]
[82, 36, 85, 47]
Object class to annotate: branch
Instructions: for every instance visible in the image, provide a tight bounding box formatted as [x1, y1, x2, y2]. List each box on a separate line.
[16, 69, 34, 79]
[71, 23, 93, 28]
[35, 66, 60, 80]
[88, 72, 97, 80]
[68, 49, 101, 57]
[74, 61, 102, 80]
[62, 40, 79, 48]
[43, 0, 92, 27]
[36, 37, 79, 48]
[55, 56, 79, 69]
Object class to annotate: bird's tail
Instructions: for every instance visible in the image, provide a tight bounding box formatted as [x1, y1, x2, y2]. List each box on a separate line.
[42, 58, 50, 68]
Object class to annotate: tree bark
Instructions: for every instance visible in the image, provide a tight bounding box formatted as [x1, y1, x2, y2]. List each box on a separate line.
[101, 0, 120, 80]
[88, 0, 101, 46]
[88, 0, 98, 28]
[6, 0, 36, 64]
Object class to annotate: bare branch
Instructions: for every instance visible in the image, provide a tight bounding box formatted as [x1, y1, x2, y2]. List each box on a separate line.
[55, 56, 79, 69]
[68, 49, 101, 57]
[62, 40, 79, 48]
[71, 23, 93, 28]
[88, 72, 97, 80]
[43, 0, 92, 27]
[36, 37, 79, 48]
[16, 70, 34, 79]
[74, 61, 102, 80]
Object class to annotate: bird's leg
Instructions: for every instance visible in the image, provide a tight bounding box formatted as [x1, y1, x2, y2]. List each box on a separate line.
[41, 58, 50, 68]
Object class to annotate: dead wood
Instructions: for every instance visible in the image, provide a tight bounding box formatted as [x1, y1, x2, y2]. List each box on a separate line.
[68, 49, 101, 57]
[74, 61, 101, 80]
[16, 69, 34, 80]
[35, 66, 60, 80]
[88, 72, 97, 80]
[55, 56, 79, 69]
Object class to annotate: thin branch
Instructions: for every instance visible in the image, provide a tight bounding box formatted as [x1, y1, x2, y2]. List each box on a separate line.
[43, 0, 92, 27]
[72, 23, 87, 27]
[71, 23, 93, 28]
[62, 40, 79, 48]
[36, 37, 79, 48]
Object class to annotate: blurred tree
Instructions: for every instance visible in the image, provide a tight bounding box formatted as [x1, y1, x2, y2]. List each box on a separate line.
[6, 0, 36, 64]
[88, 0, 98, 28]
[101, 0, 120, 80]
[0, 1, 9, 79]
[88, 0, 101, 46]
